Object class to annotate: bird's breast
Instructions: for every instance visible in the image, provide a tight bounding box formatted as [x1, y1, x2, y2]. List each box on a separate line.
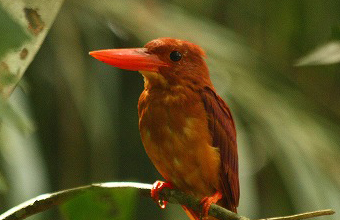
[138, 88, 221, 198]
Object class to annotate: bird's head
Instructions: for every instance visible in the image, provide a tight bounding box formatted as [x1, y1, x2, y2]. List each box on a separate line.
[89, 38, 212, 89]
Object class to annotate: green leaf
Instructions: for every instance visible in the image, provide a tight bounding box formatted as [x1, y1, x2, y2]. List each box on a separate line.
[0, 172, 7, 193]
[0, 96, 34, 134]
[0, 0, 64, 98]
[0, 4, 30, 59]
[295, 41, 340, 66]
[60, 186, 137, 220]
[0, 182, 147, 220]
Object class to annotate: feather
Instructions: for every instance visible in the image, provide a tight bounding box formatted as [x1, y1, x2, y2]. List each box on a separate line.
[200, 86, 239, 213]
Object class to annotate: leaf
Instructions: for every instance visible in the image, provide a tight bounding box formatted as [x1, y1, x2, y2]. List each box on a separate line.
[0, 96, 34, 134]
[295, 41, 340, 66]
[0, 0, 65, 98]
[0, 5, 30, 60]
[0, 182, 147, 220]
[0, 172, 7, 193]
[60, 186, 137, 220]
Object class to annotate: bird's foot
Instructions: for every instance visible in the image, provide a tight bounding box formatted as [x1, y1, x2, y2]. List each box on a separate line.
[151, 180, 173, 209]
[200, 191, 223, 219]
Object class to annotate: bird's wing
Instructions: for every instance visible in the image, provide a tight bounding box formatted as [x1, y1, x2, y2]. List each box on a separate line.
[200, 86, 239, 212]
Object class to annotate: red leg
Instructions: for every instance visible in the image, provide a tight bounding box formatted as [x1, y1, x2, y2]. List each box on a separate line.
[200, 191, 223, 219]
[151, 180, 173, 209]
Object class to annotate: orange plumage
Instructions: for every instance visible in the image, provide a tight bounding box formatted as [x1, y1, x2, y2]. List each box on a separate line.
[90, 38, 239, 219]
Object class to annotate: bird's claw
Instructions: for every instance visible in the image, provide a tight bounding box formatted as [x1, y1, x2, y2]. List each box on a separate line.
[200, 191, 223, 219]
[151, 180, 173, 209]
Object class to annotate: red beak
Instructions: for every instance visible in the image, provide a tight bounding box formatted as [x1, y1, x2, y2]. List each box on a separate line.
[89, 48, 169, 72]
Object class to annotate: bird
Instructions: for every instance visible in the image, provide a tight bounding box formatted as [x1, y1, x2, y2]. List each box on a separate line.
[89, 38, 239, 220]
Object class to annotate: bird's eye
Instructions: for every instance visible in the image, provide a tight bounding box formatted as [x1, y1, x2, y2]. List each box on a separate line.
[170, 51, 182, 62]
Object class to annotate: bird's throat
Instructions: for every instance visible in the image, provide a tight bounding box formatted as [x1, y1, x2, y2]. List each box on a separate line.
[139, 71, 168, 89]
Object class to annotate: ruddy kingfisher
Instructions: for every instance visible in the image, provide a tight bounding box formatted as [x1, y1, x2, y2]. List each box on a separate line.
[89, 38, 239, 220]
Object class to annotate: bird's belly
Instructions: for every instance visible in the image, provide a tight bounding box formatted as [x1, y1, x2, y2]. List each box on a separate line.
[139, 107, 221, 198]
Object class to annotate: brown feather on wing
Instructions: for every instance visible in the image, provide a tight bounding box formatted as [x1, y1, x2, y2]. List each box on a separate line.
[200, 86, 239, 212]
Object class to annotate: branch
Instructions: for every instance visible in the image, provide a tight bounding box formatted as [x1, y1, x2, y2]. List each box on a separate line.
[0, 182, 335, 220]
[158, 186, 242, 220]
[157, 187, 335, 220]
[256, 210, 335, 220]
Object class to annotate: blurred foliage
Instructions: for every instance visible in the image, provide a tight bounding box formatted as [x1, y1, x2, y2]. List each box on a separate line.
[0, 4, 29, 60]
[60, 185, 137, 220]
[1, 0, 340, 220]
[296, 41, 340, 66]
[0, 0, 63, 98]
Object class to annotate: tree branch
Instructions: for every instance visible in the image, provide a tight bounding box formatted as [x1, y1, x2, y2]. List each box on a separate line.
[0, 182, 335, 220]
[256, 209, 335, 220]
[157, 186, 335, 220]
